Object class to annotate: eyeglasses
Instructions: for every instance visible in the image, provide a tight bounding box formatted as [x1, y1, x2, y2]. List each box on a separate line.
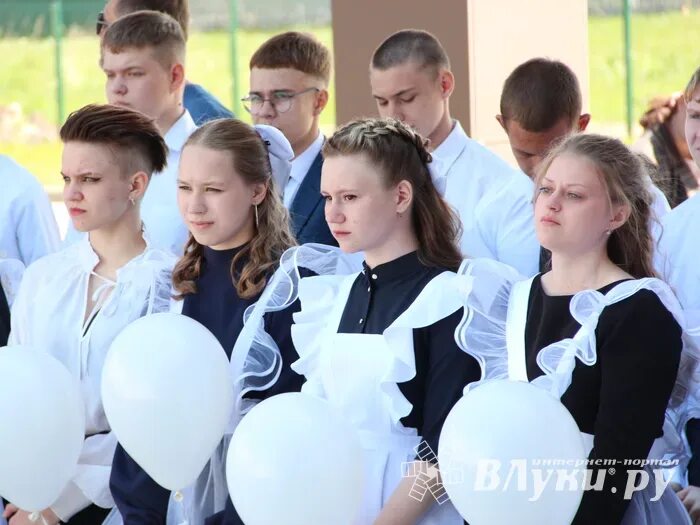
[241, 87, 320, 114]
[96, 11, 108, 36]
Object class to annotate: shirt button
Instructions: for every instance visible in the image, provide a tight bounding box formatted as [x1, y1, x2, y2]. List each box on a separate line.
[359, 318, 364, 324]
[367, 287, 371, 292]
[372, 274, 378, 280]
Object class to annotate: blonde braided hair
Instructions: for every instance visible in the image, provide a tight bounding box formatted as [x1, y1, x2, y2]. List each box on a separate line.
[323, 117, 463, 270]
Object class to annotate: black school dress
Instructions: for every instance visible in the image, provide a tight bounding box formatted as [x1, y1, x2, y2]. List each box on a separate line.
[110, 245, 304, 524]
[523, 274, 682, 524]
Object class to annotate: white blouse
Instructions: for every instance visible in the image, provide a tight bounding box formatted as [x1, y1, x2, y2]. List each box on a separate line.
[0, 155, 60, 265]
[9, 234, 175, 521]
[0, 257, 24, 308]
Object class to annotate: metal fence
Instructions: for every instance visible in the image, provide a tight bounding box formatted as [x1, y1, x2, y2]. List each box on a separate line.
[0, 0, 332, 36]
[1, 0, 697, 36]
[0, 0, 694, 136]
[589, 0, 700, 14]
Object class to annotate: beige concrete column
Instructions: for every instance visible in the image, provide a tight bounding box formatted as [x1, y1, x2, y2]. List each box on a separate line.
[331, 0, 588, 164]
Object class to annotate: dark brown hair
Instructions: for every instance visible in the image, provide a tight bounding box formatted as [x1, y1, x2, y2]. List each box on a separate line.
[115, 0, 190, 39]
[101, 10, 186, 68]
[371, 29, 450, 75]
[323, 117, 463, 270]
[500, 58, 582, 132]
[535, 133, 655, 278]
[60, 103, 167, 176]
[249, 31, 331, 85]
[172, 119, 296, 299]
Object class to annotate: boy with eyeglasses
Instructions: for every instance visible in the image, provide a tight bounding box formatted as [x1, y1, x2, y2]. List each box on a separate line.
[245, 31, 336, 246]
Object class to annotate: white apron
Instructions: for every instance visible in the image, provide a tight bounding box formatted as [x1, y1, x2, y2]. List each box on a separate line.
[293, 271, 466, 524]
[505, 277, 690, 525]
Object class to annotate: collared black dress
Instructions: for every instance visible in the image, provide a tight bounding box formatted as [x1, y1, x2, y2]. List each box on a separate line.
[334, 251, 481, 456]
[523, 274, 682, 524]
[110, 245, 304, 525]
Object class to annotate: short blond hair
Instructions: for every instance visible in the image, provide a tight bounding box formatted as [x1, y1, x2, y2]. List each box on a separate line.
[101, 10, 185, 70]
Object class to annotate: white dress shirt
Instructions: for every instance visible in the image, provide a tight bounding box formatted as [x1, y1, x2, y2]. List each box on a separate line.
[432, 121, 539, 276]
[655, 193, 700, 324]
[0, 155, 60, 265]
[649, 179, 671, 220]
[9, 234, 175, 521]
[284, 132, 324, 208]
[140, 110, 198, 256]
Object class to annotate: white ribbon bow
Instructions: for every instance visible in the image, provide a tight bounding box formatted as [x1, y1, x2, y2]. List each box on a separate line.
[254, 124, 295, 192]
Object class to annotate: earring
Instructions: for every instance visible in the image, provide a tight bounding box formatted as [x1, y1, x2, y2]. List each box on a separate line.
[605, 229, 611, 236]
[129, 196, 136, 207]
[254, 204, 259, 228]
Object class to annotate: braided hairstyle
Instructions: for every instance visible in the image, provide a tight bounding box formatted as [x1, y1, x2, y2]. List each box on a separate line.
[323, 117, 463, 270]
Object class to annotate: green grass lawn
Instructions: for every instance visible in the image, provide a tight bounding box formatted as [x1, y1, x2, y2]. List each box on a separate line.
[0, 25, 335, 188]
[588, 10, 700, 124]
[2, 11, 700, 186]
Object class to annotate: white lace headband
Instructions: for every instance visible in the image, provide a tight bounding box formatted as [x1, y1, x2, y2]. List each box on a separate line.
[254, 124, 294, 191]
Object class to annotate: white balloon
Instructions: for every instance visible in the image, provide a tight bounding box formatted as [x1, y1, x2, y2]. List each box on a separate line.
[438, 380, 586, 525]
[102, 312, 233, 490]
[0, 345, 85, 511]
[227, 393, 365, 525]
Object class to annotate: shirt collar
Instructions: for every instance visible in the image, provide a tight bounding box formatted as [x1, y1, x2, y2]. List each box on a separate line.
[289, 132, 324, 182]
[361, 251, 426, 285]
[163, 110, 197, 154]
[431, 120, 468, 177]
[76, 230, 152, 274]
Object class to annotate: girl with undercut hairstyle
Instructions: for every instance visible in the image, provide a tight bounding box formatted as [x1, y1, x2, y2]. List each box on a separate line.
[4, 104, 174, 525]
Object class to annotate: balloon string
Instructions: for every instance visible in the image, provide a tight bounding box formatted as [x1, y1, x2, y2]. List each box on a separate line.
[174, 491, 189, 525]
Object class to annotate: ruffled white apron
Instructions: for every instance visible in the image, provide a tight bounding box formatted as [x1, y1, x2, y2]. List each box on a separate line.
[292, 270, 467, 524]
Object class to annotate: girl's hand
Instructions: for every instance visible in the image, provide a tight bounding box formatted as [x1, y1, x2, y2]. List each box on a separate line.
[8, 508, 60, 525]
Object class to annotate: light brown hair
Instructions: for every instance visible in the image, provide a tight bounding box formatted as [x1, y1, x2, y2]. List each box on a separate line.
[115, 0, 190, 40]
[172, 119, 296, 299]
[60, 103, 167, 176]
[101, 10, 186, 68]
[535, 133, 656, 278]
[249, 31, 331, 85]
[323, 117, 463, 270]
